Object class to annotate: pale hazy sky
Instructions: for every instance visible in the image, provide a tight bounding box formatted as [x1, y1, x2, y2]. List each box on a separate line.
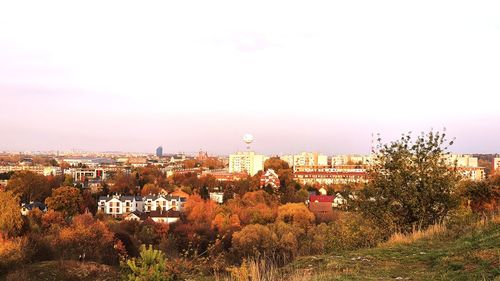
[1, 0, 499, 155]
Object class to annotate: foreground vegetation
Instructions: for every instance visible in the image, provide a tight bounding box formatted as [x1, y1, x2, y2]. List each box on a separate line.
[293, 217, 499, 281]
[214, 214, 499, 281]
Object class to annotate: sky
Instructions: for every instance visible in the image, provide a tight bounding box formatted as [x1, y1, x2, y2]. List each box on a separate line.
[0, 0, 499, 155]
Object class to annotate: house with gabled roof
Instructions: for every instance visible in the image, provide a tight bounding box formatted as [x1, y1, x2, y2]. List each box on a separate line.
[98, 195, 144, 216]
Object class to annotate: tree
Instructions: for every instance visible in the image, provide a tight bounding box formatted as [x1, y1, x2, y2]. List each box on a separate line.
[277, 203, 315, 231]
[460, 179, 499, 217]
[6, 171, 51, 203]
[231, 224, 278, 258]
[0, 190, 23, 237]
[360, 131, 460, 233]
[124, 245, 173, 281]
[110, 171, 138, 195]
[141, 183, 161, 196]
[183, 194, 218, 230]
[45, 186, 83, 217]
[57, 213, 117, 264]
[264, 157, 294, 187]
[228, 190, 278, 225]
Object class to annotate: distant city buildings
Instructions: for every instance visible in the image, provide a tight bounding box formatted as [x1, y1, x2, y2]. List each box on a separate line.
[293, 166, 367, 185]
[156, 146, 163, 157]
[0, 165, 61, 176]
[445, 154, 478, 167]
[331, 155, 373, 166]
[281, 152, 328, 170]
[62, 157, 115, 167]
[229, 151, 268, 176]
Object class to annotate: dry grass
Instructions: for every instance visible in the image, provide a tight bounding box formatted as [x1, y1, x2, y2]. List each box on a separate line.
[380, 223, 446, 247]
[215, 258, 313, 281]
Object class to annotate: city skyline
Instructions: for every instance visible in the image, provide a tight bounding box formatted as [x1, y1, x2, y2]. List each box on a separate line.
[1, 1, 499, 154]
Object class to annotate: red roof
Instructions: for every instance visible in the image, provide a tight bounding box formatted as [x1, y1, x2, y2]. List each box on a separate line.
[309, 195, 334, 203]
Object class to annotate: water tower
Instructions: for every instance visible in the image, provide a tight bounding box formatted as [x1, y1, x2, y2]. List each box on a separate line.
[243, 134, 254, 150]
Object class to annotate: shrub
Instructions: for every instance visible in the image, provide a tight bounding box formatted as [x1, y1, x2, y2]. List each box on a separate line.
[123, 244, 174, 281]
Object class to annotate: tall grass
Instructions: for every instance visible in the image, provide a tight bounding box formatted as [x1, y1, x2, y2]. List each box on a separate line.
[215, 257, 312, 281]
[381, 212, 500, 247]
[380, 223, 446, 247]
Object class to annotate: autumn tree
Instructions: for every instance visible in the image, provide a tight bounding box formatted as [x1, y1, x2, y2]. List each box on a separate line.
[183, 194, 218, 230]
[0, 190, 23, 237]
[110, 171, 138, 195]
[264, 157, 294, 188]
[460, 179, 499, 217]
[360, 131, 460, 233]
[57, 213, 117, 264]
[41, 210, 66, 231]
[277, 203, 315, 230]
[45, 186, 83, 217]
[141, 183, 161, 196]
[228, 190, 278, 225]
[6, 171, 51, 203]
[231, 224, 278, 258]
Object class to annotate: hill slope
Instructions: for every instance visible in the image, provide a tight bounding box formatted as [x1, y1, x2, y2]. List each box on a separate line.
[0, 261, 120, 281]
[290, 220, 499, 281]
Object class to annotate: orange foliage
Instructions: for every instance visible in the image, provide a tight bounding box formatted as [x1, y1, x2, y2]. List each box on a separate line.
[228, 191, 278, 225]
[184, 195, 218, 230]
[57, 213, 117, 264]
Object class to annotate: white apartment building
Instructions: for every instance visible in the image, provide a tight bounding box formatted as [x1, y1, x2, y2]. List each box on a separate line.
[331, 155, 373, 166]
[98, 194, 186, 216]
[71, 168, 107, 181]
[493, 158, 500, 174]
[445, 154, 478, 167]
[281, 152, 328, 169]
[143, 195, 186, 212]
[98, 195, 144, 216]
[0, 165, 62, 176]
[228, 151, 268, 176]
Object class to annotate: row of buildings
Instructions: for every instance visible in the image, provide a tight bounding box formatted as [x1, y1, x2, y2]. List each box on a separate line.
[227, 152, 495, 183]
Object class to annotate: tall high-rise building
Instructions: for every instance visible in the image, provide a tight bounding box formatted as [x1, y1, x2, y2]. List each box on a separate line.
[494, 157, 500, 174]
[229, 151, 268, 176]
[156, 146, 163, 157]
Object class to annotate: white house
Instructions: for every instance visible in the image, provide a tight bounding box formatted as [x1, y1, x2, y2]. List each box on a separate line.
[143, 194, 185, 212]
[318, 187, 327, 195]
[98, 195, 144, 216]
[209, 192, 224, 204]
[333, 193, 347, 208]
[20, 202, 47, 216]
[149, 209, 181, 224]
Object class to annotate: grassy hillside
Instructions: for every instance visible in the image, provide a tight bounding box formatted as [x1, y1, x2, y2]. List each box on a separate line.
[0, 261, 120, 281]
[288, 219, 500, 281]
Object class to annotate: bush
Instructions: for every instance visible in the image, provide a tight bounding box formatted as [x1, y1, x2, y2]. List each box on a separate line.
[0, 235, 26, 274]
[123, 245, 174, 281]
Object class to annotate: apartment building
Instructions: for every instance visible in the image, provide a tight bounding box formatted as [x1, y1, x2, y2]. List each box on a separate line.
[281, 152, 328, 170]
[228, 151, 268, 176]
[98, 195, 144, 216]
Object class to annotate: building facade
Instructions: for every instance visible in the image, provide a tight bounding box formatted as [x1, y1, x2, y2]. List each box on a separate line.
[228, 151, 268, 176]
[294, 166, 367, 185]
[281, 152, 328, 170]
[493, 158, 500, 174]
[156, 146, 163, 157]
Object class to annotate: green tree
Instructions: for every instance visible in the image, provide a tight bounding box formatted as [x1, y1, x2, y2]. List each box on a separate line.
[45, 186, 83, 217]
[360, 131, 460, 233]
[124, 245, 173, 281]
[0, 190, 23, 237]
[6, 171, 51, 203]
